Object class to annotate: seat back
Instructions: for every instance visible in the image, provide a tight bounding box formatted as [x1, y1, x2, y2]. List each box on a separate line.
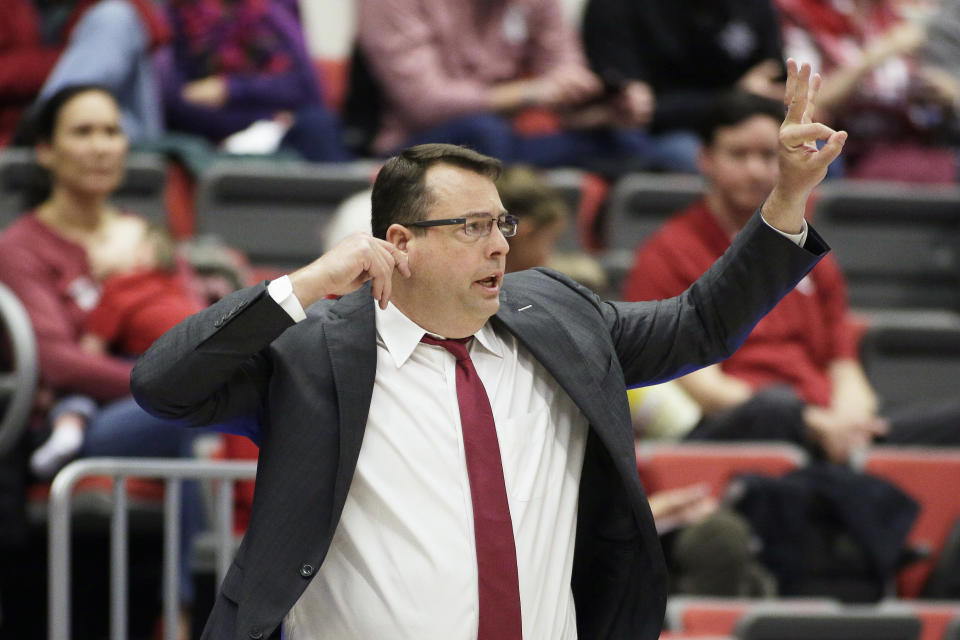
[195, 159, 378, 268]
[665, 596, 837, 636]
[858, 311, 960, 411]
[0, 148, 167, 229]
[636, 442, 808, 498]
[882, 602, 960, 640]
[600, 173, 704, 296]
[857, 448, 960, 597]
[735, 609, 921, 640]
[811, 181, 960, 310]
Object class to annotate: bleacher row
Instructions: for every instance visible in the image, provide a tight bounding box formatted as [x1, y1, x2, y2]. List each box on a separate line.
[5, 148, 960, 413]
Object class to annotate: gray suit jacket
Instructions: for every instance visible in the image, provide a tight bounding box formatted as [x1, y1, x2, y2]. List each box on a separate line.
[131, 213, 826, 640]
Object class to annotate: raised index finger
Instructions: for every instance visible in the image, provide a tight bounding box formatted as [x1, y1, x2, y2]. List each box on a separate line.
[784, 60, 812, 125]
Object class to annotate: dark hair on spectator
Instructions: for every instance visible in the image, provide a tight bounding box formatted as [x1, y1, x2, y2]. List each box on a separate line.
[371, 144, 502, 239]
[698, 91, 784, 147]
[15, 84, 117, 147]
[12, 84, 119, 210]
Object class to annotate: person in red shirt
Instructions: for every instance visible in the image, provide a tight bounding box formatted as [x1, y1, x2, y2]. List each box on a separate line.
[624, 90, 960, 462]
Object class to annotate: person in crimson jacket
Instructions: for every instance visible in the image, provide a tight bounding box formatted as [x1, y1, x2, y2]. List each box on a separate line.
[624, 90, 960, 463]
[0, 0, 169, 147]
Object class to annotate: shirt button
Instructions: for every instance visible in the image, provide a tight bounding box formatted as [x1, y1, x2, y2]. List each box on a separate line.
[299, 563, 315, 578]
[248, 631, 263, 639]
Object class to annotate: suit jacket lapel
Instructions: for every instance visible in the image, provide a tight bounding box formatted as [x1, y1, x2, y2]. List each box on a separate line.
[323, 286, 377, 538]
[495, 289, 618, 443]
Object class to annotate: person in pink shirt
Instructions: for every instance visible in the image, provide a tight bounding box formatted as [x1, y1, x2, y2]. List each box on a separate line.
[356, 0, 683, 171]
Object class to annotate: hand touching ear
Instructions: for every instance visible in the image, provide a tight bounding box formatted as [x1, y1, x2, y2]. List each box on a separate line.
[290, 233, 411, 310]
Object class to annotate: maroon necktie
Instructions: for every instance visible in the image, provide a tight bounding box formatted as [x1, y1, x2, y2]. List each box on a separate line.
[420, 334, 522, 640]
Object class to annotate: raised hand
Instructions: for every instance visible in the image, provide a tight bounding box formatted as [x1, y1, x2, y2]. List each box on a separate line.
[289, 233, 411, 310]
[761, 59, 847, 233]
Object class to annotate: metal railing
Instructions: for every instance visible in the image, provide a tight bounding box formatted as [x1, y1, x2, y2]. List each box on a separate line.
[48, 458, 258, 640]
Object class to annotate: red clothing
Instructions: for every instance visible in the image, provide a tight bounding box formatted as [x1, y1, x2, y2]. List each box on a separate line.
[623, 200, 858, 407]
[0, 0, 170, 147]
[0, 214, 145, 401]
[86, 270, 201, 356]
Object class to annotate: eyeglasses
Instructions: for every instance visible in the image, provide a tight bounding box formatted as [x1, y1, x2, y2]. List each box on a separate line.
[406, 213, 519, 238]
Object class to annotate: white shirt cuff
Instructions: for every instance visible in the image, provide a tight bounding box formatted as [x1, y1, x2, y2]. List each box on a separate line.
[763, 217, 808, 247]
[267, 275, 307, 322]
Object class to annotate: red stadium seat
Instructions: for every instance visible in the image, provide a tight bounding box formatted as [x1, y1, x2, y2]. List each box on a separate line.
[636, 442, 808, 498]
[858, 448, 960, 598]
[892, 601, 960, 640]
[664, 596, 837, 636]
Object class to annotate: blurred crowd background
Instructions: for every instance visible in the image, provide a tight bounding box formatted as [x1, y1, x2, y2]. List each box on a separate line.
[3, 0, 960, 638]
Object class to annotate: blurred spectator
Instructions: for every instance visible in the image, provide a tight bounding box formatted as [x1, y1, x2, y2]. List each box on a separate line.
[624, 91, 960, 463]
[355, 0, 680, 172]
[496, 165, 570, 272]
[0, 0, 168, 148]
[157, 0, 350, 161]
[31, 221, 203, 476]
[582, 0, 786, 173]
[776, 0, 958, 182]
[0, 85, 250, 634]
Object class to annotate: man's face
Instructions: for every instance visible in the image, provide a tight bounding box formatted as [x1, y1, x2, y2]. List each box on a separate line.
[699, 114, 780, 225]
[399, 163, 510, 337]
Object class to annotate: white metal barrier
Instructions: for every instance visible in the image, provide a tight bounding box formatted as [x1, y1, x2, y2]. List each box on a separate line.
[47, 458, 257, 640]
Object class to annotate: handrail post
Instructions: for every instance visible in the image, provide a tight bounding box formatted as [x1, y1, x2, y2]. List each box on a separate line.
[48, 457, 257, 640]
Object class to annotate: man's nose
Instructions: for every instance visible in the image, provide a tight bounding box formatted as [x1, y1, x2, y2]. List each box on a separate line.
[486, 224, 510, 256]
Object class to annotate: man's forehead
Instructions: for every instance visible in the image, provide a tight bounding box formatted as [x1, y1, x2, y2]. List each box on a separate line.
[423, 164, 503, 217]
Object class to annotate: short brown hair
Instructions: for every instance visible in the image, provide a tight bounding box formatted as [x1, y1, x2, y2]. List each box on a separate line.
[370, 144, 502, 239]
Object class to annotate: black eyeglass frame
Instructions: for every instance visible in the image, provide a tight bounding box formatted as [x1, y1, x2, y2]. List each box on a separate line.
[406, 213, 519, 238]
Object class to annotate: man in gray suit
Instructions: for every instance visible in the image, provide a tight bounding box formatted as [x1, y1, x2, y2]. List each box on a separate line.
[132, 61, 845, 640]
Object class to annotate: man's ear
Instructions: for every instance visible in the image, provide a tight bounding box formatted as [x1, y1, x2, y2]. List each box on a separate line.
[385, 223, 413, 251]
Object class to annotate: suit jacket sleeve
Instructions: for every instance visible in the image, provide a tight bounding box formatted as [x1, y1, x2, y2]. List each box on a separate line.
[605, 211, 828, 386]
[130, 282, 296, 426]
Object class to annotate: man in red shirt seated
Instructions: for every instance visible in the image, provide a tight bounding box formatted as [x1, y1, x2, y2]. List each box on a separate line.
[623, 91, 960, 463]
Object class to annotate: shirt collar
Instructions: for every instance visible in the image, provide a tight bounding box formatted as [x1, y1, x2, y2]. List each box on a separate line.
[374, 301, 503, 368]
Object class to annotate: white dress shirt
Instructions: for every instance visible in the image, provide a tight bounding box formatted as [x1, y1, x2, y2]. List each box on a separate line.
[270, 282, 588, 640]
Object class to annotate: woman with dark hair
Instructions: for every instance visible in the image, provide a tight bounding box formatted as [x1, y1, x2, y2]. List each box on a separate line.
[0, 85, 211, 635]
